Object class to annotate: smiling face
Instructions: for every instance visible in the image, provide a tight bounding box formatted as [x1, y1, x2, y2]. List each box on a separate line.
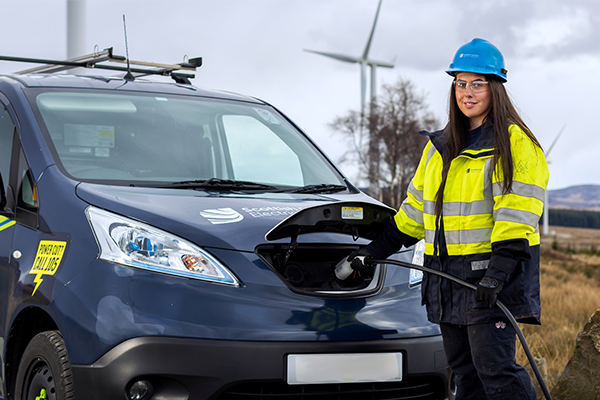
[455, 72, 492, 129]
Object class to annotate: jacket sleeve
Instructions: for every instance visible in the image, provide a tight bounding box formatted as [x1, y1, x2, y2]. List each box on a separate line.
[392, 141, 432, 240]
[366, 141, 432, 259]
[486, 125, 549, 282]
[366, 218, 420, 259]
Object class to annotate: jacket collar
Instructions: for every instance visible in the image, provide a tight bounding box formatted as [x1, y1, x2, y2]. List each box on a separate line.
[419, 119, 495, 155]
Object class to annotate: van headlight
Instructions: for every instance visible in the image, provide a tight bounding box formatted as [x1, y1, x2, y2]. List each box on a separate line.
[409, 239, 425, 287]
[86, 207, 239, 286]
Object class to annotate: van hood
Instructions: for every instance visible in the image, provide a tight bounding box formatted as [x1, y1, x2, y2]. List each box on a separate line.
[75, 183, 393, 252]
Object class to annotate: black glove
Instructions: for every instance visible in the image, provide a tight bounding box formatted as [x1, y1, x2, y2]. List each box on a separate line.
[475, 276, 505, 308]
[347, 247, 375, 276]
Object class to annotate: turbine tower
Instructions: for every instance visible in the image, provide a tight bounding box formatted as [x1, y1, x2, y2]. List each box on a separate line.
[67, 0, 87, 75]
[305, 0, 394, 114]
[67, 0, 87, 59]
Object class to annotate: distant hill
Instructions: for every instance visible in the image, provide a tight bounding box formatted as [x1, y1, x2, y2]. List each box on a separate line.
[548, 185, 600, 211]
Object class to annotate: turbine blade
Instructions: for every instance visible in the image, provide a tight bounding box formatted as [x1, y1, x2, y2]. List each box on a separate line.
[304, 49, 359, 64]
[362, 0, 383, 59]
[546, 124, 566, 157]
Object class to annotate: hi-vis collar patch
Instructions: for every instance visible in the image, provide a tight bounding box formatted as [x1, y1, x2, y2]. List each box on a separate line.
[29, 240, 67, 296]
[0, 216, 15, 232]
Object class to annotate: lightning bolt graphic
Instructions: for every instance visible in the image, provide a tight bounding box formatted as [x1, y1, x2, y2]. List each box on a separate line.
[32, 274, 44, 296]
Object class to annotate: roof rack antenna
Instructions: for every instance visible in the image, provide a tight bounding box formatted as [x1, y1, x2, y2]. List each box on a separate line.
[122, 15, 135, 81]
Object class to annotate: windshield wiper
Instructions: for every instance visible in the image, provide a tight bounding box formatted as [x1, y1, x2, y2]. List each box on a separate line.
[291, 184, 348, 194]
[160, 178, 278, 191]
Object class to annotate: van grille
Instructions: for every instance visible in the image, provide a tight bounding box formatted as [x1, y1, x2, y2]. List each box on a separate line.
[218, 377, 446, 399]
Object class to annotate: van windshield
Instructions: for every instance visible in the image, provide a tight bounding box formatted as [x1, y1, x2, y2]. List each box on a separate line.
[32, 90, 346, 190]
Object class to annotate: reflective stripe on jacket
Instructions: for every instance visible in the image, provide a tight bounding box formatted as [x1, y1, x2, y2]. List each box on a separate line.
[394, 123, 549, 325]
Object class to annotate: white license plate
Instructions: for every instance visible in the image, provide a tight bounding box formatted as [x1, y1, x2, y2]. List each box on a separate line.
[287, 353, 403, 385]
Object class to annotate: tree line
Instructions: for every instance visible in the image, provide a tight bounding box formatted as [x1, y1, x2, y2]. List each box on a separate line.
[547, 209, 600, 229]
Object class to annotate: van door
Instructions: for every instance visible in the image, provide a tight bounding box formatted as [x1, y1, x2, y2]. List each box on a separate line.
[0, 101, 17, 397]
[1, 97, 67, 308]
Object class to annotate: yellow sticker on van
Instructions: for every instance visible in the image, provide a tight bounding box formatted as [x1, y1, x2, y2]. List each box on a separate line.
[29, 240, 67, 296]
[341, 207, 363, 220]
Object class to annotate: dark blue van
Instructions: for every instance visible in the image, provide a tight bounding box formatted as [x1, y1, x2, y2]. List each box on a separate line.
[0, 52, 452, 400]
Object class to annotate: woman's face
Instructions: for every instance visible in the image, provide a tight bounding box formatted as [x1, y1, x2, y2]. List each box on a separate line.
[455, 72, 492, 129]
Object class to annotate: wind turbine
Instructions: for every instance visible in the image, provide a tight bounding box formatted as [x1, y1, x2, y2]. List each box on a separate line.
[543, 124, 566, 236]
[304, 0, 394, 114]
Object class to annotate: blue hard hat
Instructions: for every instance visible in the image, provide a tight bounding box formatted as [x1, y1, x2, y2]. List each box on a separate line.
[446, 38, 507, 82]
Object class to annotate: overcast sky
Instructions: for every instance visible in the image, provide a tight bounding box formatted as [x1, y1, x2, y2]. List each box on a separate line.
[0, 0, 597, 190]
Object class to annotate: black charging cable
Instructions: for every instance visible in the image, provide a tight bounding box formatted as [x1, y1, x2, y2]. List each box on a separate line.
[370, 258, 552, 400]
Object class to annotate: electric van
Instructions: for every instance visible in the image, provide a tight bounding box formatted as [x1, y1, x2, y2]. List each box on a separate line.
[0, 52, 452, 400]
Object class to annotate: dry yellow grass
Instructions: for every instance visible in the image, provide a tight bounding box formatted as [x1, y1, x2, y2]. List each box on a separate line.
[515, 226, 600, 391]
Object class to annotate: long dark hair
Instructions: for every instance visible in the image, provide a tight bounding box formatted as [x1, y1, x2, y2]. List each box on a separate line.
[434, 76, 542, 216]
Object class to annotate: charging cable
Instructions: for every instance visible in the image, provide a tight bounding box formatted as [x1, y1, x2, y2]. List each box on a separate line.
[370, 258, 552, 400]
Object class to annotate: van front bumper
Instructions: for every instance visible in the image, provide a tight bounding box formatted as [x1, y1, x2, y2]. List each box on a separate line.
[71, 335, 450, 400]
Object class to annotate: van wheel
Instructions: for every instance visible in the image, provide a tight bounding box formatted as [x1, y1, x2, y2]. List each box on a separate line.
[15, 331, 74, 400]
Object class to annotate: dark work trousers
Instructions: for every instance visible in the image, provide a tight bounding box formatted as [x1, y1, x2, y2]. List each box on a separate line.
[440, 322, 537, 400]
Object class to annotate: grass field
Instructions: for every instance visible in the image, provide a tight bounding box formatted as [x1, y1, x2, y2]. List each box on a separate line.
[515, 225, 600, 392]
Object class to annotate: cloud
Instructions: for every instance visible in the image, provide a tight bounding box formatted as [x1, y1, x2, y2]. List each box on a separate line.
[512, 5, 592, 58]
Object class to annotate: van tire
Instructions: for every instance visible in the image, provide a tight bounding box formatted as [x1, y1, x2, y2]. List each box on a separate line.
[14, 331, 74, 400]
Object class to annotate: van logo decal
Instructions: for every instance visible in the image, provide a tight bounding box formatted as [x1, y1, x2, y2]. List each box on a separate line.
[30, 240, 68, 296]
[200, 208, 244, 224]
[242, 206, 303, 218]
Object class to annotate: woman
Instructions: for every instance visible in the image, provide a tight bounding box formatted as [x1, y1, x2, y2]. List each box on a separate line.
[351, 38, 548, 399]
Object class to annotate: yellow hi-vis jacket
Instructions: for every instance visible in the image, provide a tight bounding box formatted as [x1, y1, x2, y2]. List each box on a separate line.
[394, 123, 549, 325]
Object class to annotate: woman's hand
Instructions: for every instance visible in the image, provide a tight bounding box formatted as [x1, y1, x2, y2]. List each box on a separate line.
[475, 276, 505, 308]
[347, 247, 374, 275]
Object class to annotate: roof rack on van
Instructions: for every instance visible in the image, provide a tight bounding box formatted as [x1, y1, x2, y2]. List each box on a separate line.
[0, 47, 202, 84]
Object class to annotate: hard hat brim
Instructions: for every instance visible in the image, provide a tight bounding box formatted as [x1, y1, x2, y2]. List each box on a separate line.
[446, 67, 507, 83]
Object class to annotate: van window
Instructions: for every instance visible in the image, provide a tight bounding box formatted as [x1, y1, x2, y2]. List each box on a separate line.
[32, 91, 344, 189]
[222, 115, 303, 186]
